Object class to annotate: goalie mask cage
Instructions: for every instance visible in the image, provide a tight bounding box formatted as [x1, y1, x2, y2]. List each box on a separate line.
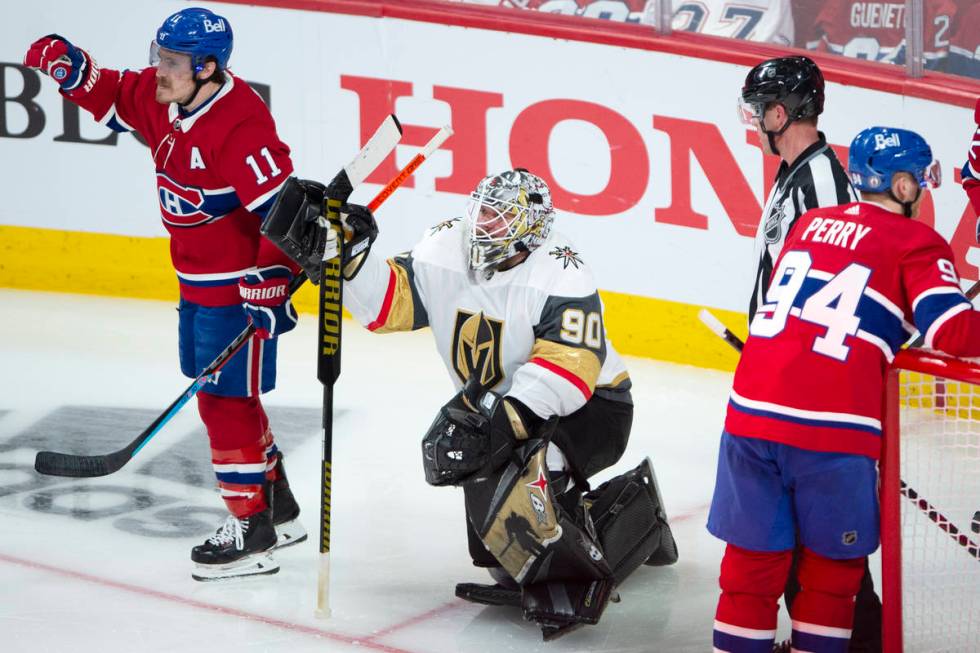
[881, 349, 980, 652]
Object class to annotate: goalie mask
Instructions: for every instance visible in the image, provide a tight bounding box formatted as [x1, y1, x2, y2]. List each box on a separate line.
[465, 169, 554, 272]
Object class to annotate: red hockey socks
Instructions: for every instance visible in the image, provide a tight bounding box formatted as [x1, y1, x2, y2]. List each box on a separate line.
[789, 548, 865, 652]
[714, 543, 792, 652]
[197, 393, 275, 517]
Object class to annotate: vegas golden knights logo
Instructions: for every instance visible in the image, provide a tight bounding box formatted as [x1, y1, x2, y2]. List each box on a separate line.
[451, 310, 504, 388]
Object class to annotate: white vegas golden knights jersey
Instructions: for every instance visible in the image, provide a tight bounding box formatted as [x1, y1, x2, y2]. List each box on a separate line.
[344, 218, 631, 420]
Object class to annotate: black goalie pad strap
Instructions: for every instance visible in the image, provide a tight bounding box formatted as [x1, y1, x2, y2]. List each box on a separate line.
[455, 582, 521, 608]
[260, 176, 329, 284]
[586, 457, 678, 585]
[522, 576, 616, 639]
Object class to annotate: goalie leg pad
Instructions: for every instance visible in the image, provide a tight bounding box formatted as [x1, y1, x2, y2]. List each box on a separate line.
[465, 442, 612, 586]
[586, 457, 678, 585]
[522, 577, 616, 640]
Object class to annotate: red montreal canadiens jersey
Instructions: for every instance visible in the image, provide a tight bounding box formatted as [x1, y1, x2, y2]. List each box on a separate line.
[726, 202, 977, 459]
[65, 67, 294, 305]
[964, 98, 980, 214]
[808, 0, 959, 70]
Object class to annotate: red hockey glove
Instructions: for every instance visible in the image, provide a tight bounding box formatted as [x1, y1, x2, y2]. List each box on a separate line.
[24, 34, 96, 94]
[239, 266, 298, 340]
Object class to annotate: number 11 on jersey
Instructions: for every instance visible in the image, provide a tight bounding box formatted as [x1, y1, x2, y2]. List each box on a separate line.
[245, 146, 282, 184]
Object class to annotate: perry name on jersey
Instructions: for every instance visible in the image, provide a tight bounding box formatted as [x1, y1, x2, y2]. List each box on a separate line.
[728, 201, 973, 459]
[65, 66, 294, 306]
[344, 218, 630, 419]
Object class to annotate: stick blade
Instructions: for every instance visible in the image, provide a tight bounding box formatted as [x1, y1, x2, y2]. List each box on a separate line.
[343, 114, 403, 188]
[35, 450, 121, 477]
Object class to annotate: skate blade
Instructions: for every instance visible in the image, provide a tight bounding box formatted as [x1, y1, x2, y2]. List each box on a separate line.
[274, 519, 308, 550]
[191, 552, 280, 582]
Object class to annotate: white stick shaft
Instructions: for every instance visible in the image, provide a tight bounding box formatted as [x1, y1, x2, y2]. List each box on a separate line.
[316, 552, 331, 619]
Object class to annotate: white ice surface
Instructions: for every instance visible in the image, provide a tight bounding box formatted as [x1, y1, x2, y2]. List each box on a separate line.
[0, 289, 759, 652]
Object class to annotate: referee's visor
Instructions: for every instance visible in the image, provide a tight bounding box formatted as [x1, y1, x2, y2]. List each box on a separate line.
[737, 97, 766, 126]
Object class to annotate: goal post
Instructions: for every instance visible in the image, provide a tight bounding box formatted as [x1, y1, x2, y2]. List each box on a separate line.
[881, 349, 980, 652]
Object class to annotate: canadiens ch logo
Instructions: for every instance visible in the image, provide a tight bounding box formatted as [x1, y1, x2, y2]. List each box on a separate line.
[157, 173, 217, 227]
[451, 310, 504, 389]
[549, 245, 583, 270]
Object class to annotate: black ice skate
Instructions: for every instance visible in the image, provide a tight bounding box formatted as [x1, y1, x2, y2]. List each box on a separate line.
[272, 452, 307, 549]
[191, 509, 279, 581]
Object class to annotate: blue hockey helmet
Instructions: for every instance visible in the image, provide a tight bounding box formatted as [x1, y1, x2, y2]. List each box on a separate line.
[848, 127, 941, 193]
[152, 7, 233, 73]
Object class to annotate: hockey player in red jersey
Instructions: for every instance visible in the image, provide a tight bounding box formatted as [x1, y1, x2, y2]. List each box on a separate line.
[24, 8, 306, 580]
[709, 126, 980, 652]
[962, 98, 980, 220]
[945, 3, 980, 79]
[806, 0, 960, 70]
[261, 168, 678, 639]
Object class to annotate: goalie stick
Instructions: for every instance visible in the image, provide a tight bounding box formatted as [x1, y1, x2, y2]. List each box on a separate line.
[315, 123, 453, 619]
[33, 114, 405, 479]
[698, 308, 980, 563]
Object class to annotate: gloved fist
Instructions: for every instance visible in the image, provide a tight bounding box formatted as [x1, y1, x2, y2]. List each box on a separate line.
[239, 266, 298, 339]
[24, 34, 95, 93]
[421, 383, 541, 487]
[339, 203, 379, 280]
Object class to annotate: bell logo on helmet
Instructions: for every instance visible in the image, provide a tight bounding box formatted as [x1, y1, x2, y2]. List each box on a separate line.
[874, 132, 901, 150]
[203, 18, 227, 33]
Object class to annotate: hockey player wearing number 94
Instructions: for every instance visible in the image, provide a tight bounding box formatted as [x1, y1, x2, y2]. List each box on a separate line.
[708, 127, 980, 652]
[262, 168, 678, 639]
[23, 8, 308, 581]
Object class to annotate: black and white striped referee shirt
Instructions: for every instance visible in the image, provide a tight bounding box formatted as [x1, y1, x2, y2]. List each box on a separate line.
[749, 133, 858, 320]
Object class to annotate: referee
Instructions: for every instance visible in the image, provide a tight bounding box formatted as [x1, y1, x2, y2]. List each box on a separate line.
[737, 56, 880, 653]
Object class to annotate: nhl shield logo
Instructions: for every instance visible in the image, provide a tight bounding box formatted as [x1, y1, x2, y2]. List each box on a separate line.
[841, 530, 858, 546]
[763, 200, 789, 245]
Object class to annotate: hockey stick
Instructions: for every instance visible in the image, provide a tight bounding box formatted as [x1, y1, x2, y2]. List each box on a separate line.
[316, 124, 453, 619]
[33, 114, 406, 479]
[697, 309, 744, 353]
[900, 481, 980, 562]
[698, 308, 980, 562]
[33, 275, 308, 478]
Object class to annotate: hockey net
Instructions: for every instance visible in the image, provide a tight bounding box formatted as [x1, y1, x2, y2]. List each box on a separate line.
[881, 349, 980, 652]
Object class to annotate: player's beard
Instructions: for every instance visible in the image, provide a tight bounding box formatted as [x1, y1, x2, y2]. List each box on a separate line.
[155, 80, 173, 104]
[155, 77, 193, 105]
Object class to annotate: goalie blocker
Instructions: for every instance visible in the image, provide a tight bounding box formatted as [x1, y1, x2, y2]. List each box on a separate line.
[423, 387, 677, 640]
